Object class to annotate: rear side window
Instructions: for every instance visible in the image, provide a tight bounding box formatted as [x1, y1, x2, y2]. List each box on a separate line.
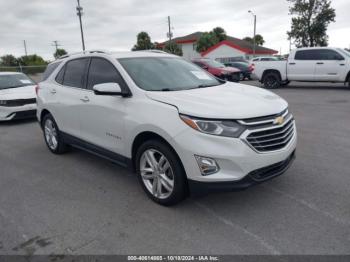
[62, 58, 89, 88]
[55, 66, 65, 84]
[87, 58, 125, 90]
[295, 49, 344, 61]
[42, 62, 61, 81]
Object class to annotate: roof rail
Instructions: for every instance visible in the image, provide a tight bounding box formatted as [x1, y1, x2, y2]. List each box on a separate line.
[58, 50, 110, 60]
[134, 50, 168, 54]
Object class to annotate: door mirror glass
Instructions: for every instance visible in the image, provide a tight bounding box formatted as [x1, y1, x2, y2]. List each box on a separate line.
[93, 82, 122, 95]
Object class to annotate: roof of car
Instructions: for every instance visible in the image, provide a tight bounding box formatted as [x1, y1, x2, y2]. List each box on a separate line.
[55, 50, 177, 62]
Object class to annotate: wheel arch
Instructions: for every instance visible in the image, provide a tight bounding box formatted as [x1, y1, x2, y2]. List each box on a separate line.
[262, 69, 282, 82]
[345, 71, 350, 83]
[39, 109, 52, 126]
[131, 131, 183, 172]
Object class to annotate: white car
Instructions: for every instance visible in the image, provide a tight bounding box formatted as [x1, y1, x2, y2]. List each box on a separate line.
[37, 50, 297, 205]
[0, 72, 37, 121]
[252, 47, 350, 88]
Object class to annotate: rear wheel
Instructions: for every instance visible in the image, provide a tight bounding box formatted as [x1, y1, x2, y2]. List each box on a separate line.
[135, 140, 188, 206]
[263, 72, 281, 89]
[42, 114, 69, 154]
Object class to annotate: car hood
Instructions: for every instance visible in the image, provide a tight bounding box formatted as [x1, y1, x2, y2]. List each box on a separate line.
[146, 83, 288, 119]
[0, 85, 36, 100]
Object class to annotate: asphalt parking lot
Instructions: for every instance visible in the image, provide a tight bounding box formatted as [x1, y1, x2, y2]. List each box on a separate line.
[0, 81, 350, 255]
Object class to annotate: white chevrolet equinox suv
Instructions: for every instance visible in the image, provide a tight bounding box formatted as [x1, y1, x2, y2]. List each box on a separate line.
[37, 50, 297, 205]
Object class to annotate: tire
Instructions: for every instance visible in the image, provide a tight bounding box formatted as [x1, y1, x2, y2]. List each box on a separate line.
[239, 73, 245, 81]
[263, 72, 281, 89]
[42, 113, 69, 154]
[135, 139, 188, 206]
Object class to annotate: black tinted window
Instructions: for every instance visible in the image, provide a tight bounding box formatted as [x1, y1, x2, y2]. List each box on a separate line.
[42, 62, 61, 81]
[55, 65, 65, 84]
[87, 58, 125, 90]
[62, 58, 89, 88]
[318, 49, 344, 60]
[295, 49, 344, 60]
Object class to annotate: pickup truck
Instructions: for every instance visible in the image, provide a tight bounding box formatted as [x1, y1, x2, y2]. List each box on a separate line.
[252, 47, 350, 89]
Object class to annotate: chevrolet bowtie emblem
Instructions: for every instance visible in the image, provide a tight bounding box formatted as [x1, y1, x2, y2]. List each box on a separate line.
[274, 116, 285, 125]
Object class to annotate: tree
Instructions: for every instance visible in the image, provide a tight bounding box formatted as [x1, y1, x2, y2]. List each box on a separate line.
[287, 0, 336, 47]
[132, 31, 154, 50]
[243, 34, 265, 46]
[0, 54, 19, 66]
[196, 27, 227, 53]
[212, 27, 227, 42]
[164, 42, 183, 56]
[18, 54, 47, 66]
[54, 48, 67, 59]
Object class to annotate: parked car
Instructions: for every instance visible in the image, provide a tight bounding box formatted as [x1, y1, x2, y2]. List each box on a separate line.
[0, 72, 37, 121]
[37, 50, 297, 205]
[224, 61, 253, 80]
[192, 58, 241, 82]
[252, 47, 350, 89]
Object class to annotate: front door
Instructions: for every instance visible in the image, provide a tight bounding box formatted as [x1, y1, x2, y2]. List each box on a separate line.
[78, 57, 128, 156]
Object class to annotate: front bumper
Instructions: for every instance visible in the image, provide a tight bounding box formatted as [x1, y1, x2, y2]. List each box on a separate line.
[188, 151, 295, 195]
[0, 104, 37, 121]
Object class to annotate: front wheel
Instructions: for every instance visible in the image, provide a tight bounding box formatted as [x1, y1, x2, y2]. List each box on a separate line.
[263, 72, 281, 89]
[135, 140, 188, 206]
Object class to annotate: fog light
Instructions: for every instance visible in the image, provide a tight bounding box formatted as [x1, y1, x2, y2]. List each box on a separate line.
[195, 155, 220, 176]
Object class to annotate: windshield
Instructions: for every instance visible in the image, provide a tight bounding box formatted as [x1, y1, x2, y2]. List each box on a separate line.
[0, 73, 35, 90]
[337, 48, 350, 58]
[118, 57, 222, 91]
[205, 60, 225, 68]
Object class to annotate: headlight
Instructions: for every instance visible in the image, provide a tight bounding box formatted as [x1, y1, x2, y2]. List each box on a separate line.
[180, 115, 246, 138]
[0, 100, 7, 106]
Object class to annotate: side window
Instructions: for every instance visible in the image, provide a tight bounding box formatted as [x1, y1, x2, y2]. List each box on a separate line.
[87, 58, 125, 90]
[62, 58, 89, 88]
[42, 62, 61, 81]
[318, 49, 344, 60]
[295, 50, 316, 60]
[55, 65, 65, 84]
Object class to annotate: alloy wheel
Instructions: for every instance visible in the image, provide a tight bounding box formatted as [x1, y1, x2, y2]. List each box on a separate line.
[139, 149, 174, 199]
[44, 119, 58, 150]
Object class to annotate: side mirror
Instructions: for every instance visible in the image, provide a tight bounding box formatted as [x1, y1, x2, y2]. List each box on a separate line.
[203, 65, 209, 70]
[93, 83, 123, 96]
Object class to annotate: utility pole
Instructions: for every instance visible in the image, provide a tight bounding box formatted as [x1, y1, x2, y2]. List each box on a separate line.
[23, 40, 28, 56]
[52, 40, 61, 53]
[76, 0, 86, 51]
[167, 16, 173, 52]
[248, 10, 256, 57]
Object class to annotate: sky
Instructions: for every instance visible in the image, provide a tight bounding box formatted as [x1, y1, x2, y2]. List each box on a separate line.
[0, 0, 349, 60]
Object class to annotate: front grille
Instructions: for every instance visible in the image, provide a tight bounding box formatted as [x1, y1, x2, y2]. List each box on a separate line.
[241, 109, 296, 153]
[10, 110, 37, 120]
[1, 98, 36, 107]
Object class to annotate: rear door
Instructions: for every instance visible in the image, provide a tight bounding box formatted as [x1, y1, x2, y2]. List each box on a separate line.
[287, 50, 316, 81]
[313, 49, 346, 81]
[50, 58, 89, 138]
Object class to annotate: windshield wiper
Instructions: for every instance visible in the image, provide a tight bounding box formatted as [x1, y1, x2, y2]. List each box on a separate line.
[189, 84, 219, 90]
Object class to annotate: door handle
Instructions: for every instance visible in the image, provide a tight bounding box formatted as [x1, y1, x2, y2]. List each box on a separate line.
[50, 89, 57, 94]
[289, 63, 296, 65]
[80, 96, 90, 102]
[316, 62, 324, 65]
[340, 64, 345, 66]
